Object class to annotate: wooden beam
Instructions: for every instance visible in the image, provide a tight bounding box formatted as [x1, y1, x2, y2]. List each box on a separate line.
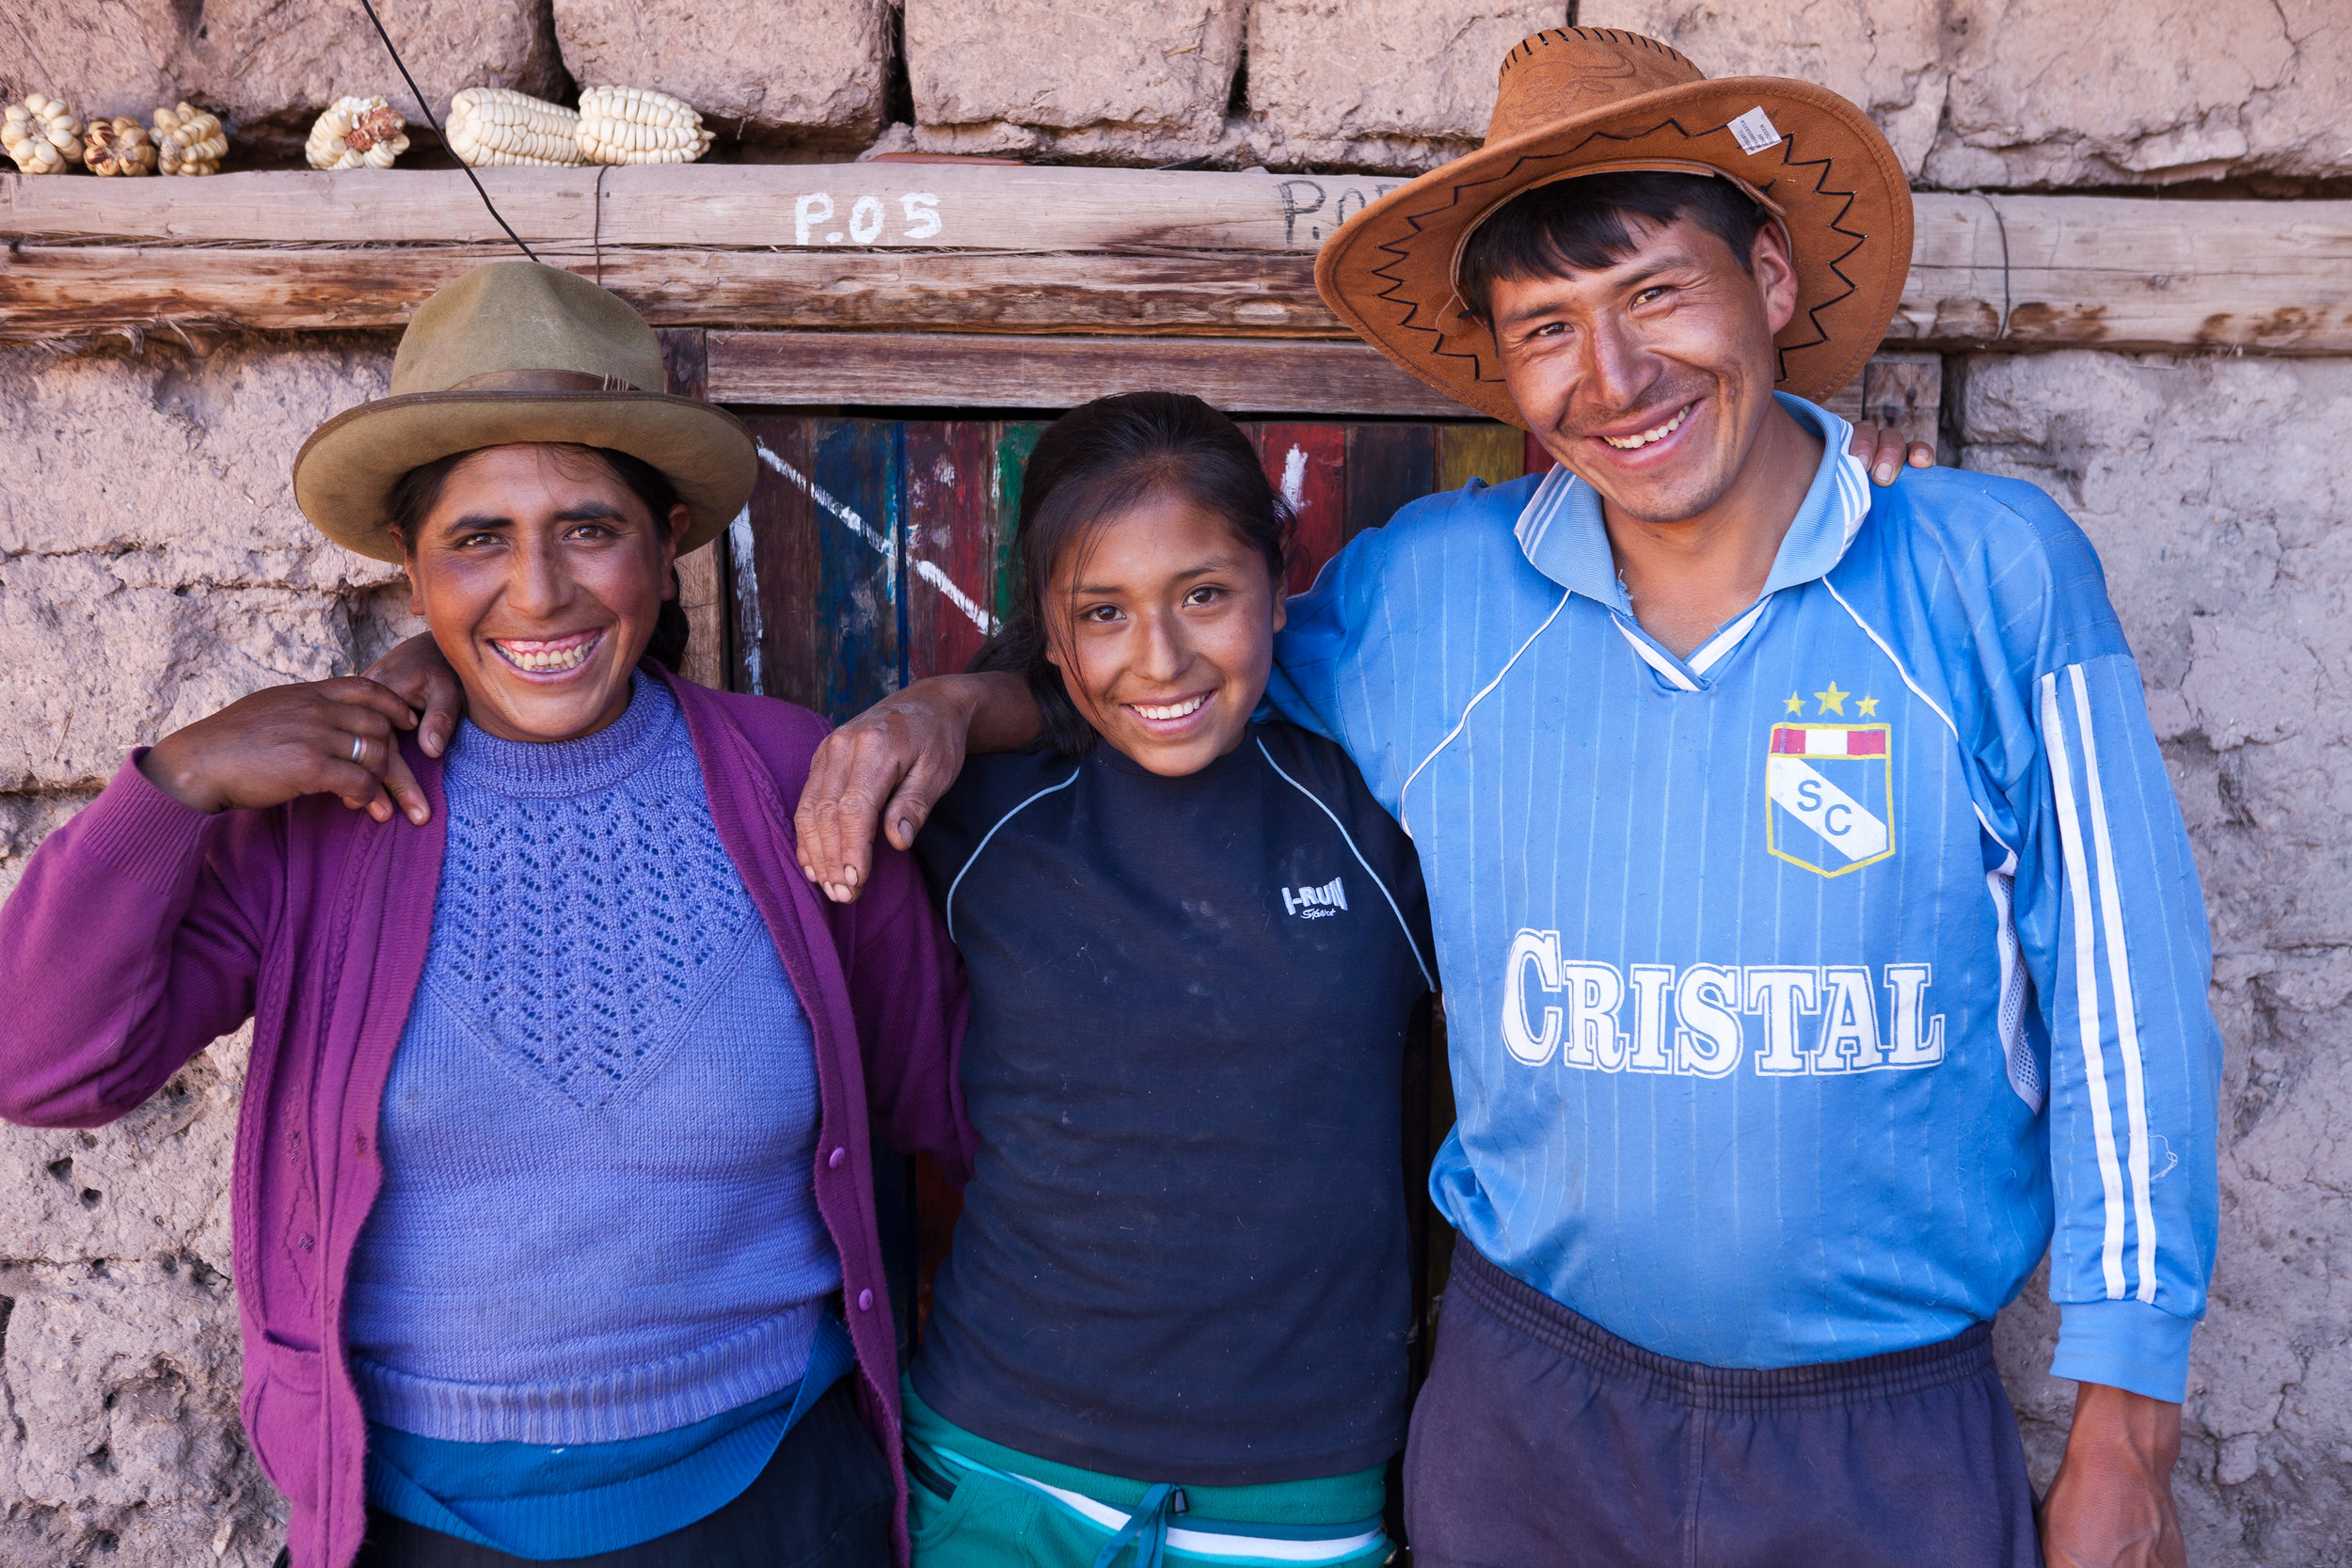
[0, 245, 1340, 341]
[0, 164, 1396, 252]
[706, 332, 1470, 417]
[1892, 196, 2352, 353]
[4, 166, 2345, 355]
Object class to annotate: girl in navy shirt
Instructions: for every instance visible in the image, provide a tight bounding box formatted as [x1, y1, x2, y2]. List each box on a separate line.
[901, 393, 1433, 1568]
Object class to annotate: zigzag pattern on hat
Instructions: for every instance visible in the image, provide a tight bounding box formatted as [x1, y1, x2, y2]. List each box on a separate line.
[1359, 114, 1869, 400]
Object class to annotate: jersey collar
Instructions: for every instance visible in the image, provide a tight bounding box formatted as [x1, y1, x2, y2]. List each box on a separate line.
[1512, 393, 1872, 610]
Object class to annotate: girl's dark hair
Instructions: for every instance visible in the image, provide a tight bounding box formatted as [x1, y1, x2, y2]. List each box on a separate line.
[385, 444, 693, 674]
[972, 391, 1293, 757]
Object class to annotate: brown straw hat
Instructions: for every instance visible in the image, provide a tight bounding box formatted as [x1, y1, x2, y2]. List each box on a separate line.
[1315, 27, 1914, 427]
[293, 261, 757, 563]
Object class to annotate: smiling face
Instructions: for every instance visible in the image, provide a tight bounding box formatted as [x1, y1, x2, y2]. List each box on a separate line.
[400, 444, 690, 743]
[1041, 487, 1286, 777]
[1488, 214, 1801, 527]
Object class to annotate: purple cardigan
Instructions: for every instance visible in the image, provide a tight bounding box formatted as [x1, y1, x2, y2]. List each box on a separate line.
[0, 672, 973, 1568]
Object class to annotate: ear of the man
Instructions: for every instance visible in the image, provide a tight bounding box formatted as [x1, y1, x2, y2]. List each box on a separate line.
[1750, 220, 1802, 338]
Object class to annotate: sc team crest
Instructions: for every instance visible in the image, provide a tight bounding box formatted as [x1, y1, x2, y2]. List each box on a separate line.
[1766, 694, 1894, 877]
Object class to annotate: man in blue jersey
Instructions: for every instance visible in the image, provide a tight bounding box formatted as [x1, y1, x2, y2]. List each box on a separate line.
[790, 27, 2217, 1568]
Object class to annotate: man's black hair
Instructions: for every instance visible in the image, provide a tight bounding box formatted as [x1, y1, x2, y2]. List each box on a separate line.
[1456, 170, 1773, 322]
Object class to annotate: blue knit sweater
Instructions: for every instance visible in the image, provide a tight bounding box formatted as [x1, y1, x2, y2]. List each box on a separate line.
[347, 674, 841, 1449]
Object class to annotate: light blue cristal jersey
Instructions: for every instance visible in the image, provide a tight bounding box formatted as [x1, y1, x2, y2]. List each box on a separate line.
[1267, 395, 2221, 1402]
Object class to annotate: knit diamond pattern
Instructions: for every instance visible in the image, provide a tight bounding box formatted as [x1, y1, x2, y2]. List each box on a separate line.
[433, 676, 758, 1108]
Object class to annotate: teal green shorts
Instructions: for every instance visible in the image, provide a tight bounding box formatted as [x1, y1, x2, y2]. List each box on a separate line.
[901, 1382, 1392, 1568]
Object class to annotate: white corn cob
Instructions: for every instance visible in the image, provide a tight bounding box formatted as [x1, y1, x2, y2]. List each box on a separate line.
[448, 87, 584, 167]
[306, 95, 409, 171]
[3, 93, 85, 174]
[151, 102, 229, 176]
[576, 86, 713, 166]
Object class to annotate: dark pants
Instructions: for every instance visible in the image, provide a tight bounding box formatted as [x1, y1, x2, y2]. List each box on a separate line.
[1406, 1246, 2042, 1568]
[354, 1380, 894, 1568]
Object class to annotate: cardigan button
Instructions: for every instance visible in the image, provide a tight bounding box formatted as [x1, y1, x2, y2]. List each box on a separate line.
[856, 1289, 874, 1312]
[829, 1147, 847, 1169]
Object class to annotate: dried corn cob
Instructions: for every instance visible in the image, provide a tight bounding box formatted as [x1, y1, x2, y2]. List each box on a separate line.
[3, 93, 84, 174]
[448, 87, 584, 167]
[577, 86, 713, 166]
[86, 116, 158, 176]
[152, 102, 228, 176]
[306, 95, 409, 170]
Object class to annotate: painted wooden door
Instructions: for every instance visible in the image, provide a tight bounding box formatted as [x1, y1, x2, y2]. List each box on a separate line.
[723, 414, 1529, 1370]
[727, 416, 1534, 710]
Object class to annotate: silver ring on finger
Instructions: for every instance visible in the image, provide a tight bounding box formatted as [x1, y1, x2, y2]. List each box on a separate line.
[350, 734, 367, 767]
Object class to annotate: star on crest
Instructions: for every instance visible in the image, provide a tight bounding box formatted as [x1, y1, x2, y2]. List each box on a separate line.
[1814, 681, 1850, 715]
[1856, 694, 1880, 718]
[1784, 692, 1804, 715]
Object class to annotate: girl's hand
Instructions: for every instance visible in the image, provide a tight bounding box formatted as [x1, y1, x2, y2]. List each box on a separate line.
[137, 678, 433, 825]
[1850, 421, 1935, 486]
[365, 632, 467, 759]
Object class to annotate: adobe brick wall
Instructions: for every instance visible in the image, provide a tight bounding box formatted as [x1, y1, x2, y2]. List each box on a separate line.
[2, 4, 2347, 1563]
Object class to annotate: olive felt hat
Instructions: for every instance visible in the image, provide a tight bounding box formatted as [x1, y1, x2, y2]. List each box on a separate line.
[292, 261, 757, 563]
[1314, 27, 1914, 427]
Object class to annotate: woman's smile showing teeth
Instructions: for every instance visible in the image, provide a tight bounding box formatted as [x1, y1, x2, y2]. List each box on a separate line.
[490, 628, 604, 674]
[1129, 693, 1209, 722]
[1598, 403, 1692, 451]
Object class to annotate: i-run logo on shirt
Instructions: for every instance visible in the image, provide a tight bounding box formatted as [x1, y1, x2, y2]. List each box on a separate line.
[1283, 876, 1348, 919]
[1502, 944, 1947, 1079]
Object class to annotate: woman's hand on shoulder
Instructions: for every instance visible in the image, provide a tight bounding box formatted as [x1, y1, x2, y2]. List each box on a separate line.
[1848, 421, 1936, 487]
[365, 632, 467, 759]
[795, 678, 982, 904]
[138, 678, 433, 825]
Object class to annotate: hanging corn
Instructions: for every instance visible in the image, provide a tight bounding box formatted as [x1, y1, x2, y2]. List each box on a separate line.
[151, 102, 229, 176]
[86, 117, 159, 176]
[306, 95, 410, 171]
[448, 87, 584, 167]
[577, 86, 713, 166]
[3, 93, 84, 174]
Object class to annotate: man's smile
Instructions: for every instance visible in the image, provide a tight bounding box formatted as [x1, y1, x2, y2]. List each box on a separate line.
[1596, 403, 1694, 451]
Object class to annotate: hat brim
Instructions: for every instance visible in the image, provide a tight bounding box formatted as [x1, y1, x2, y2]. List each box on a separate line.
[1315, 77, 1914, 427]
[292, 390, 759, 564]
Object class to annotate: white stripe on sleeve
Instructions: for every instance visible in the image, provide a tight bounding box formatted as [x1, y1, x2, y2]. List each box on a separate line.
[2042, 671, 2130, 1299]
[2068, 663, 2161, 1303]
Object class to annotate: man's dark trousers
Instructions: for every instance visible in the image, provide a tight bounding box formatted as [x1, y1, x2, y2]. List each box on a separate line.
[1406, 1247, 2043, 1567]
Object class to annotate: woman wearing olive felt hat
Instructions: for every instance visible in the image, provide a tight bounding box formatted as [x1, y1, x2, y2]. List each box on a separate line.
[0, 261, 974, 1568]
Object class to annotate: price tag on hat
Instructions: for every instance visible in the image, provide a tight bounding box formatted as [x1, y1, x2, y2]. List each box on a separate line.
[1729, 107, 1784, 155]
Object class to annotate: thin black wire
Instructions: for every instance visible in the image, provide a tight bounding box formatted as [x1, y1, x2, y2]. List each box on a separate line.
[354, 0, 541, 262]
[595, 165, 609, 287]
[1975, 191, 2011, 341]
